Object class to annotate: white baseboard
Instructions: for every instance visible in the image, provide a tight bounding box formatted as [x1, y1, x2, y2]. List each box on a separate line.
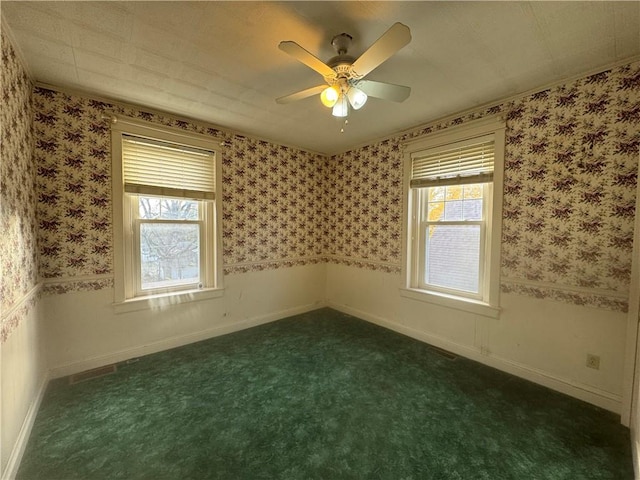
[7, 301, 622, 480]
[49, 302, 324, 379]
[632, 428, 640, 480]
[329, 302, 622, 414]
[2, 372, 49, 480]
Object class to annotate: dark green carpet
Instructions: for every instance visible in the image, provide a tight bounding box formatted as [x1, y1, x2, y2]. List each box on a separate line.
[17, 308, 632, 479]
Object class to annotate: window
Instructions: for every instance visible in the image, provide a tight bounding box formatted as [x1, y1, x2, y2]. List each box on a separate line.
[419, 183, 488, 297]
[403, 117, 505, 314]
[132, 195, 205, 294]
[111, 117, 222, 306]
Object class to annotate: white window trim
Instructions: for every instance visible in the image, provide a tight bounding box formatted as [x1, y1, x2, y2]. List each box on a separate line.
[126, 194, 213, 297]
[111, 115, 224, 311]
[415, 183, 489, 301]
[399, 287, 500, 318]
[112, 288, 224, 314]
[401, 116, 506, 317]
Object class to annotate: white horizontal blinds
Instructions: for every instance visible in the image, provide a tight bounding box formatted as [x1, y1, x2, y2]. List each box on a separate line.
[411, 134, 495, 188]
[122, 135, 215, 200]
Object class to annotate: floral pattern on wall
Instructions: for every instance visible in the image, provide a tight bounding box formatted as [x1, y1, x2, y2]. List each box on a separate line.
[1, 30, 37, 342]
[325, 104, 509, 274]
[34, 89, 113, 279]
[501, 65, 640, 297]
[28, 54, 640, 312]
[328, 62, 640, 312]
[221, 137, 326, 273]
[324, 140, 404, 272]
[41, 278, 114, 296]
[33, 88, 327, 286]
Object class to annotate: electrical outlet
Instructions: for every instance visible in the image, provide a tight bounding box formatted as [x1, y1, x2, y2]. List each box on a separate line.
[586, 354, 600, 370]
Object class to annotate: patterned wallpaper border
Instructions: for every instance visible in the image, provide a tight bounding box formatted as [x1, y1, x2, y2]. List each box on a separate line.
[41, 278, 115, 296]
[501, 281, 629, 313]
[38, 267, 631, 312]
[223, 257, 325, 275]
[0, 285, 40, 343]
[325, 256, 402, 275]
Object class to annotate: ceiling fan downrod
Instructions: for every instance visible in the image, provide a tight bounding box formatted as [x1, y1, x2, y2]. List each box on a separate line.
[276, 22, 412, 118]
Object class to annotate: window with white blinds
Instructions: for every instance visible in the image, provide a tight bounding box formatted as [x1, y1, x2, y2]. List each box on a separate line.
[111, 116, 222, 305]
[403, 117, 505, 315]
[122, 135, 216, 200]
[410, 134, 495, 188]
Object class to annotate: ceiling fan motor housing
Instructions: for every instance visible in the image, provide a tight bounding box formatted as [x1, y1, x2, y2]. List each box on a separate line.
[276, 22, 411, 107]
[327, 33, 360, 82]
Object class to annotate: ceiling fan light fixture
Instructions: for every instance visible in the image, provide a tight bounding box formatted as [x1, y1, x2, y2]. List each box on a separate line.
[277, 22, 411, 119]
[320, 86, 339, 107]
[347, 87, 368, 110]
[332, 94, 349, 117]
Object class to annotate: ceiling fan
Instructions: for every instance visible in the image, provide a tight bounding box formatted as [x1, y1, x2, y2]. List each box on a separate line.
[276, 22, 412, 118]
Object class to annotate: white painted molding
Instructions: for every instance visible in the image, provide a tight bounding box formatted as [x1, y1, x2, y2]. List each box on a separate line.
[632, 428, 640, 480]
[399, 287, 500, 319]
[621, 157, 640, 428]
[2, 372, 49, 480]
[112, 287, 225, 314]
[328, 301, 622, 414]
[1, 283, 41, 325]
[48, 302, 325, 379]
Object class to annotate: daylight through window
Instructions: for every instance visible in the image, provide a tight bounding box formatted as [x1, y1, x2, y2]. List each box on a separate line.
[111, 118, 221, 304]
[405, 118, 505, 308]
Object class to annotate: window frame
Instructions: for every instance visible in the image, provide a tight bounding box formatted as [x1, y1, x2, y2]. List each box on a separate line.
[111, 116, 223, 310]
[401, 116, 506, 318]
[415, 182, 490, 300]
[127, 194, 212, 297]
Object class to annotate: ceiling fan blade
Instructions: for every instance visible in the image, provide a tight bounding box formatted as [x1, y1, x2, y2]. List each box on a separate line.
[276, 85, 327, 104]
[351, 23, 411, 78]
[357, 80, 411, 103]
[278, 41, 336, 79]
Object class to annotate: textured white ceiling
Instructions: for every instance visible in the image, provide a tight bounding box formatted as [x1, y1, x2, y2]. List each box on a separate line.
[3, 1, 640, 155]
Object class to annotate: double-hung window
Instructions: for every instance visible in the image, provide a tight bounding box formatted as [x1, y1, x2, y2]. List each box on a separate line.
[111, 117, 222, 307]
[404, 118, 505, 314]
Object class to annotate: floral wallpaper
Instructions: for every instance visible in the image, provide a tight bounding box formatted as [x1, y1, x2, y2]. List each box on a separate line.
[34, 89, 113, 280]
[328, 61, 640, 312]
[221, 137, 326, 274]
[12, 35, 640, 316]
[324, 141, 403, 272]
[1, 29, 37, 342]
[33, 88, 327, 288]
[499, 64, 640, 311]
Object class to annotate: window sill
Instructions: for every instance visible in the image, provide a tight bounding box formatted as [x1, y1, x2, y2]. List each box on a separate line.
[399, 287, 500, 319]
[113, 287, 224, 314]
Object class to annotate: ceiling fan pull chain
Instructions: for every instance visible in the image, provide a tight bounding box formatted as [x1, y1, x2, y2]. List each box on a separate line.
[276, 23, 412, 118]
